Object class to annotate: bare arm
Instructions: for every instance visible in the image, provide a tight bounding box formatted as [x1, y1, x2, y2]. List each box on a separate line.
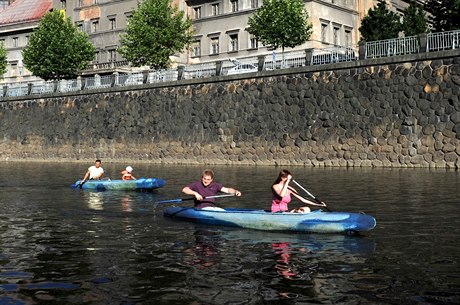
[81, 171, 90, 183]
[220, 187, 241, 196]
[182, 186, 203, 201]
[289, 186, 326, 207]
[273, 175, 292, 197]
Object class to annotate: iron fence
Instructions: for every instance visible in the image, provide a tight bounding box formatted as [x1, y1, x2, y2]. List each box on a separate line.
[427, 30, 460, 52]
[365, 35, 419, 59]
[1, 30, 459, 99]
[311, 47, 357, 65]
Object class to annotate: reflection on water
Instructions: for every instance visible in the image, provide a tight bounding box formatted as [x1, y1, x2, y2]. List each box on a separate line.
[84, 191, 104, 210]
[0, 163, 458, 304]
[120, 194, 133, 212]
[272, 242, 300, 279]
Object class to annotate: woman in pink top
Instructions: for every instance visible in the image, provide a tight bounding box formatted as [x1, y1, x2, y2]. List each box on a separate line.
[271, 170, 327, 213]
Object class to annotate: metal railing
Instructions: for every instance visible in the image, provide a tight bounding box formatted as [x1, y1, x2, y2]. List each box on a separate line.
[365, 35, 419, 59]
[182, 63, 216, 79]
[30, 82, 55, 95]
[264, 51, 307, 69]
[5, 83, 28, 97]
[1, 30, 459, 99]
[427, 30, 460, 52]
[311, 46, 357, 65]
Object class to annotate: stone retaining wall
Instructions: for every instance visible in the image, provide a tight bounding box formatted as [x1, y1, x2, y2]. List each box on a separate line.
[0, 51, 459, 168]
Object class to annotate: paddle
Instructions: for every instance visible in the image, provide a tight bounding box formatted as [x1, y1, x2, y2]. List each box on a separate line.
[292, 179, 331, 212]
[155, 193, 236, 204]
[78, 180, 86, 189]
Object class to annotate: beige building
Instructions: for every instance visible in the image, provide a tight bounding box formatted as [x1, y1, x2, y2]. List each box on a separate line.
[0, 0, 52, 83]
[0, 0, 394, 82]
[188, 0, 366, 64]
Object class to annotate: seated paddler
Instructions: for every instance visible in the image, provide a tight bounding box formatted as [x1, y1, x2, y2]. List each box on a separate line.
[182, 169, 241, 210]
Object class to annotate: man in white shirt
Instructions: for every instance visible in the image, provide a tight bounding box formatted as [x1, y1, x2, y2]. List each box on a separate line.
[81, 159, 104, 185]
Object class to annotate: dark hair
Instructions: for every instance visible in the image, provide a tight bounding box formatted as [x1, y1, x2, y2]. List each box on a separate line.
[273, 169, 292, 185]
[271, 169, 292, 199]
[95, 159, 102, 163]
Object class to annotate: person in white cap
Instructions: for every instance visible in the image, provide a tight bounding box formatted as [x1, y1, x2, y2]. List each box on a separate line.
[121, 166, 136, 180]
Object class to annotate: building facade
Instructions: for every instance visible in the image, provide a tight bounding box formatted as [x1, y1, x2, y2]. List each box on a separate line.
[0, 0, 52, 83]
[0, 0, 383, 82]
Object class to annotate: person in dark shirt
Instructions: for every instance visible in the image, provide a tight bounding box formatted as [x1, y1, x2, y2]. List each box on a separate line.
[182, 169, 241, 209]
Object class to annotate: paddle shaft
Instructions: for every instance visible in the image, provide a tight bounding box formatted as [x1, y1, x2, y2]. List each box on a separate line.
[292, 179, 331, 211]
[155, 193, 235, 204]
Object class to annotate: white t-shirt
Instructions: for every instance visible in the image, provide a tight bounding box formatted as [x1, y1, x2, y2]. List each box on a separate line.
[88, 166, 104, 179]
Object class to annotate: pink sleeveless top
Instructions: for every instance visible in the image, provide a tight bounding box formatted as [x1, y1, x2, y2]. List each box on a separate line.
[271, 190, 291, 212]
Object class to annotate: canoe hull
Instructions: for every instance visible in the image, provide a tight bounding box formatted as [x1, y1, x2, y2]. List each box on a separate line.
[71, 178, 166, 191]
[164, 207, 376, 234]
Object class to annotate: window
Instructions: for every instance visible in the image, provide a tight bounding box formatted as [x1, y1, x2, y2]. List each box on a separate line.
[60, 0, 66, 9]
[321, 23, 328, 42]
[194, 6, 201, 19]
[94, 51, 100, 63]
[125, 12, 132, 25]
[333, 27, 339, 45]
[229, 34, 238, 52]
[76, 22, 83, 32]
[91, 19, 99, 33]
[109, 17, 116, 30]
[250, 36, 258, 49]
[192, 40, 201, 57]
[345, 29, 351, 46]
[78, 0, 82, 7]
[210, 37, 219, 55]
[93, 0, 98, 4]
[12, 37, 18, 47]
[11, 63, 18, 77]
[211, 3, 220, 16]
[250, 0, 258, 8]
[230, 0, 238, 12]
[108, 49, 117, 62]
[25, 36, 29, 45]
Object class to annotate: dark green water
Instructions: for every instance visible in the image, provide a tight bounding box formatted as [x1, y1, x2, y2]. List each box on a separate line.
[0, 162, 459, 304]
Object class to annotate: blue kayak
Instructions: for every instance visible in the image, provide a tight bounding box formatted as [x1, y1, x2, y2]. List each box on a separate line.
[163, 207, 376, 234]
[71, 178, 166, 191]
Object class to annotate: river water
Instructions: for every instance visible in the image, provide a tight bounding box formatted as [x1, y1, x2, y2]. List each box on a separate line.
[0, 162, 459, 305]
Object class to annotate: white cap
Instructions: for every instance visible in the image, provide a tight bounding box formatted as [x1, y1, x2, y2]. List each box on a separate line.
[126, 166, 133, 173]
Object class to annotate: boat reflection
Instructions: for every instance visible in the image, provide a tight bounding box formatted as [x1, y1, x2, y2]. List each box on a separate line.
[219, 228, 376, 255]
[181, 226, 376, 303]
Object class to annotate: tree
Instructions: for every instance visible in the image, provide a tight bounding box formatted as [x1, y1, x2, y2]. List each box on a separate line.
[118, 0, 194, 69]
[401, 1, 428, 36]
[359, 0, 401, 42]
[0, 41, 7, 77]
[247, 0, 312, 56]
[22, 10, 95, 81]
[425, 0, 460, 31]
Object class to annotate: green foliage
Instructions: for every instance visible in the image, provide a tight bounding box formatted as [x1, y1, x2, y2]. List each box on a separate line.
[402, 1, 428, 36]
[118, 0, 194, 69]
[247, 0, 312, 52]
[359, 0, 401, 42]
[0, 42, 7, 77]
[22, 10, 96, 81]
[424, 0, 460, 31]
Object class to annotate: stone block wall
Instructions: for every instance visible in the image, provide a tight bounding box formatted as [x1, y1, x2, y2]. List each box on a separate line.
[0, 52, 459, 168]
